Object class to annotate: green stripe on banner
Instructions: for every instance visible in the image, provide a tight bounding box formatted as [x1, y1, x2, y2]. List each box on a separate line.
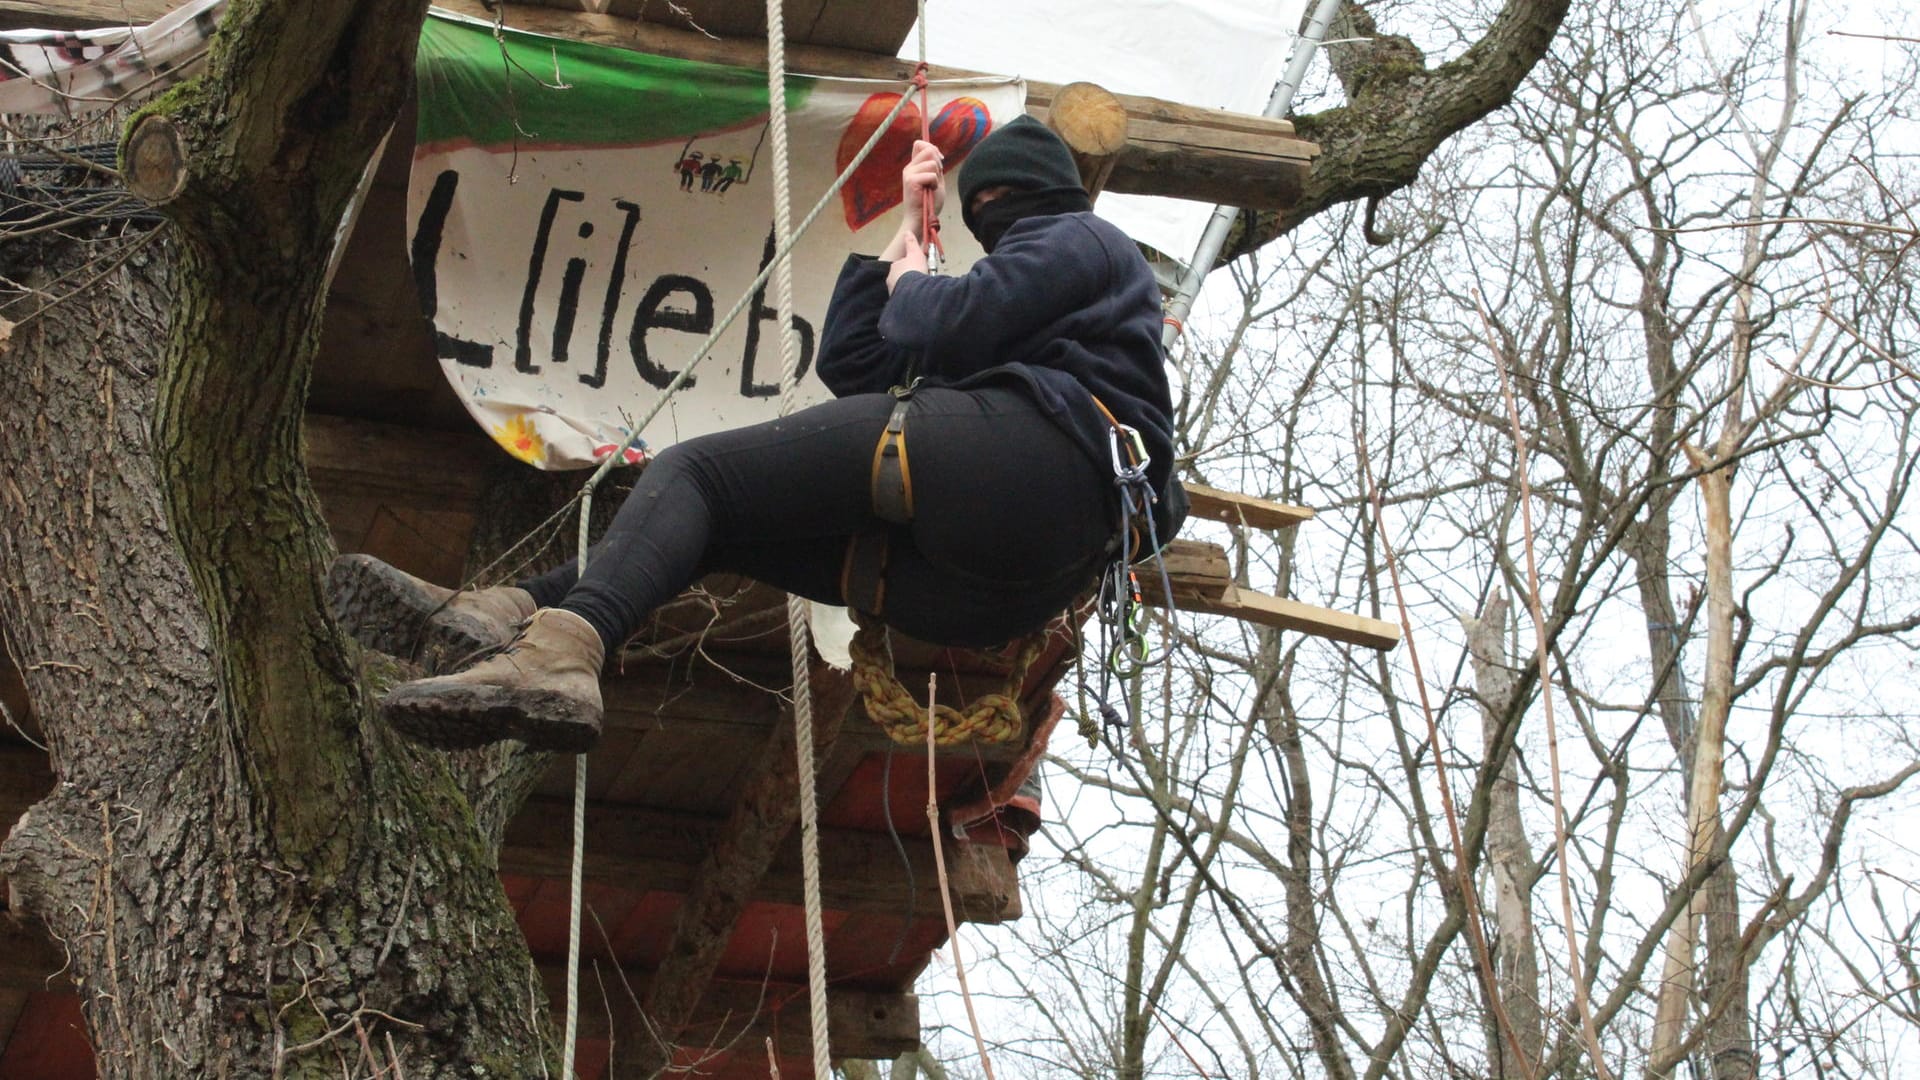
[416, 13, 814, 151]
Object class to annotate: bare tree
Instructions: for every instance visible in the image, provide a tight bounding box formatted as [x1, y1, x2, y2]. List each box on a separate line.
[959, 2, 1920, 1076]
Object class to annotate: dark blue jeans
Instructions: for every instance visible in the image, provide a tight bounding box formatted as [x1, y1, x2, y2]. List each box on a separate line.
[522, 385, 1114, 649]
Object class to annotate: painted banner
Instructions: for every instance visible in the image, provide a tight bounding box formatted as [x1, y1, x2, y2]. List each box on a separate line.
[410, 11, 1023, 468]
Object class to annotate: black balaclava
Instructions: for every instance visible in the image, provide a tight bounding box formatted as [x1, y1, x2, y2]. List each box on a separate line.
[957, 114, 1092, 253]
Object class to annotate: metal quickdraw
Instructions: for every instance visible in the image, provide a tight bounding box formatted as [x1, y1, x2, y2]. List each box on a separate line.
[1079, 407, 1181, 749]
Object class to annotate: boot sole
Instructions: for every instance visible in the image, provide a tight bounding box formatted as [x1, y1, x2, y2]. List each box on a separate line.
[382, 682, 602, 754]
[329, 555, 506, 668]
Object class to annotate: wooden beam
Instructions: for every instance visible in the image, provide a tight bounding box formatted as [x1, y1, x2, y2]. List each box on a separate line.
[0, 1, 170, 30]
[1132, 540, 1401, 651]
[436, 0, 1317, 211]
[500, 794, 1020, 922]
[634, 661, 853, 1075]
[0, 2, 1313, 206]
[521, 0, 923, 56]
[1183, 482, 1316, 531]
[1024, 83, 1314, 210]
[1044, 82, 1129, 202]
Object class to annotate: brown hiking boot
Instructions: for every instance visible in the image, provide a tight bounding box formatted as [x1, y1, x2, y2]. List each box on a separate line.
[329, 554, 536, 670]
[380, 608, 606, 752]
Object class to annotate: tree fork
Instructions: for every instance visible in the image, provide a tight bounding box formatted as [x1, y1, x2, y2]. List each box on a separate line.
[1228, 0, 1572, 257]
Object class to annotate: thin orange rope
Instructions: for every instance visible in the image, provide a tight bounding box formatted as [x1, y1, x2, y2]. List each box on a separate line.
[1474, 290, 1613, 1080]
[1356, 433, 1538, 1078]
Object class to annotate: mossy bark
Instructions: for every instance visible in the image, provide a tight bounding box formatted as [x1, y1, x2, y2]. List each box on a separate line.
[1226, 0, 1573, 259]
[0, 2, 556, 1074]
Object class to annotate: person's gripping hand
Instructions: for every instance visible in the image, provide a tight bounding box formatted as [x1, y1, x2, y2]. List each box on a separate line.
[899, 139, 946, 241]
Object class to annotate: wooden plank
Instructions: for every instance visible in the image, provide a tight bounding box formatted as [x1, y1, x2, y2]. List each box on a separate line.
[0, 919, 918, 1061]
[435, 0, 1317, 210]
[1134, 538, 1232, 607]
[313, 101, 476, 432]
[500, 795, 1020, 922]
[305, 412, 500, 513]
[0, 920, 69, 994]
[1181, 583, 1400, 651]
[552, 966, 920, 1064]
[602, 663, 1027, 763]
[1125, 540, 1398, 649]
[1183, 482, 1316, 531]
[0, 0, 170, 30]
[631, 662, 847, 1074]
[0, 989, 28, 1053]
[0, 647, 38, 744]
[793, 0, 921, 57]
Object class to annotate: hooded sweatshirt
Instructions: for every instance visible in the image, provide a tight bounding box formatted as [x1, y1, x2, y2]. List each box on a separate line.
[815, 209, 1187, 548]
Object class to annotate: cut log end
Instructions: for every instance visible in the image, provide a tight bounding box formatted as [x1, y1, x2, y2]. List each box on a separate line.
[1044, 81, 1128, 200]
[123, 114, 188, 205]
[1047, 81, 1129, 155]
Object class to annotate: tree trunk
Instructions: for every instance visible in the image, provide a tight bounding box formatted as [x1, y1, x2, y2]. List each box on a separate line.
[1623, 194, 1754, 1080]
[1262, 630, 1355, 1080]
[0, 2, 558, 1073]
[1464, 591, 1544, 1079]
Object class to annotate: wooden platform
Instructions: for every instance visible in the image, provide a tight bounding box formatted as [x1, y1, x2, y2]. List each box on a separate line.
[0, 409, 1063, 1077]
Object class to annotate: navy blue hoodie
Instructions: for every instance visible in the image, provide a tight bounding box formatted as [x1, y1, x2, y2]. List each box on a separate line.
[816, 210, 1187, 546]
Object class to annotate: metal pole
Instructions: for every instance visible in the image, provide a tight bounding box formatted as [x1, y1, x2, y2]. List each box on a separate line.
[1161, 0, 1346, 350]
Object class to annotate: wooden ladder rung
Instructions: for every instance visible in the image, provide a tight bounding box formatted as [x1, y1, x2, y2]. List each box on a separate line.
[1183, 482, 1316, 532]
[1137, 539, 1400, 651]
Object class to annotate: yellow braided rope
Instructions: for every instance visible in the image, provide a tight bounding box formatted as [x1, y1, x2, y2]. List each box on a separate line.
[848, 617, 1043, 746]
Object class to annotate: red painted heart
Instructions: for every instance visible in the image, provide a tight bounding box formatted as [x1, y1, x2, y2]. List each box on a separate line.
[835, 94, 993, 231]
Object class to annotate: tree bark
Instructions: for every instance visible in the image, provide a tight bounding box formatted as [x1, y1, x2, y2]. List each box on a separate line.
[1224, 0, 1572, 258]
[1463, 591, 1545, 1079]
[0, 2, 558, 1073]
[1261, 631, 1356, 1080]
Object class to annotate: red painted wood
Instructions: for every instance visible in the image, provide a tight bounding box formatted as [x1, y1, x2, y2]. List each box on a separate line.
[0, 993, 93, 1080]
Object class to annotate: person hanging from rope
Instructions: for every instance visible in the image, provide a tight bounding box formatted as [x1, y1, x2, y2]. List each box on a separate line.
[334, 115, 1186, 752]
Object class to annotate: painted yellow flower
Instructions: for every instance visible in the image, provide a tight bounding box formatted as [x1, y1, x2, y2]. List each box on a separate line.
[491, 413, 545, 465]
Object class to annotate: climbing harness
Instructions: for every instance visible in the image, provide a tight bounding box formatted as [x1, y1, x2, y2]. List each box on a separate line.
[837, 378, 919, 618]
[870, 380, 919, 525]
[840, 66, 944, 616]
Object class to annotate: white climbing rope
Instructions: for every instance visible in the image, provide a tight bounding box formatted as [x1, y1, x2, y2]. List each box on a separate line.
[547, 8, 944, 1072]
[762, 0, 835, 1070]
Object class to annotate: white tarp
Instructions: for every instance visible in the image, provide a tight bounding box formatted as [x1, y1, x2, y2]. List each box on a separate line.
[909, 0, 1308, 262]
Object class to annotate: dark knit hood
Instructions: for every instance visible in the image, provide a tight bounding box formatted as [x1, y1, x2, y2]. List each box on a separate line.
[958, 115, 1090, 251]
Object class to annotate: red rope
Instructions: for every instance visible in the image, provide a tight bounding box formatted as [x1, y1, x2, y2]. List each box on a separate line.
[912, 63, 943, 262]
